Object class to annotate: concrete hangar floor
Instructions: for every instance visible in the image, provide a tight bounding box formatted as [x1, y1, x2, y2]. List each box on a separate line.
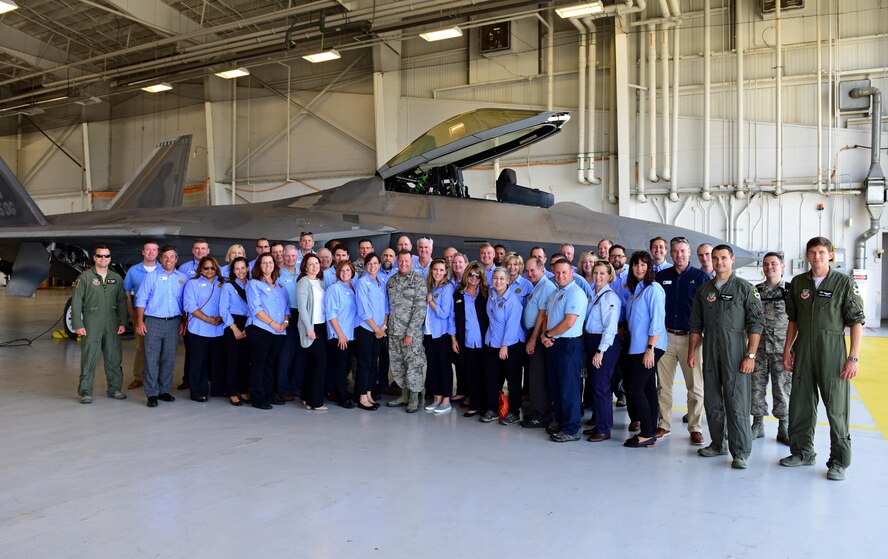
[0, 288, 886, 559]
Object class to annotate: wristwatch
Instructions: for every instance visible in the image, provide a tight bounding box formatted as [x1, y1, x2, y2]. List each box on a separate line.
[848, 355, 859, 363]
[646, 344, 654, 351]
[746, 353, 756, 360]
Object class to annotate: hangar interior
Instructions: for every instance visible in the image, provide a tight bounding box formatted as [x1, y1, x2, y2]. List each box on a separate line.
[0, 1, 887, 557]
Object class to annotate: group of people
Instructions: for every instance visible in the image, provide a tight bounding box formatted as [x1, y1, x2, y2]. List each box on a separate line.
[71, 232, 864, 481]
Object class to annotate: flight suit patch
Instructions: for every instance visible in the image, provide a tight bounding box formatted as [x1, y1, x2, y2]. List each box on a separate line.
[801, 289, 810, 300]
[720, 294, 734, 301]
[107, 278, 117, 284]
[818, 290, 833, 298]
[91, 279, 101, 286]
[706, 292, 716, 302]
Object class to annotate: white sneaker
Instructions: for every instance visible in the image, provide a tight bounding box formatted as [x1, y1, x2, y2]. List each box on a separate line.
[434, 403, 452, 414]
[424, 401, 441, 412]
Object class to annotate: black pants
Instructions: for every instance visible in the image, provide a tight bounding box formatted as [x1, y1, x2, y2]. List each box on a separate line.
[374, 337, 390, 390]
[453, 350, 467, 396]
[185, 332, 223, 400]
[355, 327, 382, 395]
[327, 338, 353, 403]
[624, 349, 664, 439]
[483, 343, 523, 415]
[424, 334, 453, 397]
[223, 315, 250, 396]
[302, 323, 328, 407]
[247, 325, 284, 406]
[523, 344, 550, 422]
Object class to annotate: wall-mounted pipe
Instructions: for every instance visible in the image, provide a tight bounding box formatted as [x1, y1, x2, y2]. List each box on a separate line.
[775, 0, 785, 196]
[701, 0, 712, 200]
[547, 10, 554, 111]
[637, 29, 648, 203]
[669, 21, 680, 202]
[572, 18, 591, 185]
[660, 23, 672, 184]
[585, 18, 602, 185]
[816, 0, 824, 194]
[850, 86, 886, 270]
[735, 0, 746, 200]
[647, 24, 659, 183]
[609, 36, 618, 205]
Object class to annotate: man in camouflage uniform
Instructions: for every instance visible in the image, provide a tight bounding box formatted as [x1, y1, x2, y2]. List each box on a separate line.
[752, 252, 791, 444]
[689, 245, 765, 470]
[72, 245, 129, 403]
[385, 249, 428, 412]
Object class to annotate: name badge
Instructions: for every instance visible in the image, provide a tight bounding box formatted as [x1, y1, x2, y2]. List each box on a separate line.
[818, 290, 833, 298]
[160, 276, 168, 281]
[662, 280, 673, 285]
[200, 283, 207, 287]
[107, 278, 117, 284]
[720, 294, 734, 301]
[265, 287, 271, 292]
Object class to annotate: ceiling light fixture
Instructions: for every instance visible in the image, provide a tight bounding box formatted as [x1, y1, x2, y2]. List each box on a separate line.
[0, 0, 20, 15]
[419, 26, 463, 42]
[302, 49, 341, 63]
[141, 83, 173, 93]
[555, 2, 605, 18]
[215, 67, 250, 79]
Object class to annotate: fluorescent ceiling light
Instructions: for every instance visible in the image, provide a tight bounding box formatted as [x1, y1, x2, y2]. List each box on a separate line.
[215, 67, 250, 79]
[555, 2, 605, 18]
[0, 1, 19, 15]
[141, 83, 173, 93]
[302, 49, 341, 63]
[419, 27, 463, 42]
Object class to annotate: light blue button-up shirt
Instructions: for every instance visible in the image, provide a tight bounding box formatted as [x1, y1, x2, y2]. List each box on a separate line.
[220, 279, 248, 328]
[485, 288, 525, 347]
[324, 281, 358, 340]
[136, 268, 188, 318]
[522, 277, 556, 332]
[322, 266, 338, 288]
[425, 283, 455, 338]
[584, 285, 621, 351]
[124, 262, 156, 295]
[626, 281, 667, 354]
[246, 278, 289, 335]
[412, 255, 431, 278]
[653, 261, 673, 273]
[178, 258, 200, 277]
[572, 274, 595, 297]
[545, 281, 588, 338]
[509, 275, 533, 306]
[279, 267, 298, 309]
[183, 277, 225, 337]
[356, 273, 388, 332]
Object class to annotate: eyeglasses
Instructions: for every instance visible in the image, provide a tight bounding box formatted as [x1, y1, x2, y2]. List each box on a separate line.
[300, 231, 312, 237]
[95, 254, 111, 258]
[610, 254, 626, 258]
[202, 266, 215, 271]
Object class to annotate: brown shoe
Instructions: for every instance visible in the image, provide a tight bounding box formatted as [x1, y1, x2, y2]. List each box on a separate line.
[177, 381, 190, 390]
[628, 421, 641, 432]
[127, 379, 143, 389]
[587, 432, 611, 442]
[655, 427, 671, 439]
[690, 431, 705, 446]
[583, 427, 598, 436]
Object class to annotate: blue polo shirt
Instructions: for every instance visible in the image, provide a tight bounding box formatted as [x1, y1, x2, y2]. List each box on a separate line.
[545, 281, 588, 338]
[124, 262, 156, 296]
[220, 279, 248, 327]
[324, 281, 358, 340]
[572, 274, 595, 297]
[626, 281, 667, 354]
[135, 268, 188, 318]
[656, 265, 710, 331]
[246, 279, 289, 335]
[523, 277, 556, 331]
[413, 255, 432, 278]
[425, 283, 455, 338]
[485, 288, 525, 347]
[183, 277, 224, 337]
[356, 273, 388, 332]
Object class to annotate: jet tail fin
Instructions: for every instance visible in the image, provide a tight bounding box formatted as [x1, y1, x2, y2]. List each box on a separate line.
[107, 135, 192, 210]
[0, 155, 50, 227]
[6, 242, 50, 297]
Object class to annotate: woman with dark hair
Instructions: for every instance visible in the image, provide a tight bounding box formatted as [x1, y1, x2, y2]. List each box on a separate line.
[295, 253, 328, 411]
[448, 253, 469, 403]
[355, 253, 387, 410]
[481, 267, 525, 425]
[583, 260, 622, 442]
[450, 261, 489, 417]
[220, 256, 250, 405]
[623, 251, 667, 447]
[183, 255, 224, 402]
[324, 260, 358, 409]
[246, 253, 289, 410]
[423, 258, 455, 414]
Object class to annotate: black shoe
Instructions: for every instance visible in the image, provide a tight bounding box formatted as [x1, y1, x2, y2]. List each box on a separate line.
[463, 410, 479, 418]
[520, 418, 547, 429]
[146, 396, 158, 407]
[357, 401, 377, 411]
[191, 396, 208, 403]
[545, 423, 561, 435]
[252, 402, 273, 410]
[339, 400, 356, 409]
[269, 396, 286, 406]
[682, 413, 689, 424]
[177, 381, 189, 390]
[624, 435, 656, 448]
[158, 393, 175, 402]
[615, 398, 627, 407]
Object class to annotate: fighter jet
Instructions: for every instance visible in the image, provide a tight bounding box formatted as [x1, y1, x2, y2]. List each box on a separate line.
[0, 107, 749, 304]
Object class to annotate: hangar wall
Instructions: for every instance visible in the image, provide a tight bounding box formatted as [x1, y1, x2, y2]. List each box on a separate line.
[0, 1, 885, 325]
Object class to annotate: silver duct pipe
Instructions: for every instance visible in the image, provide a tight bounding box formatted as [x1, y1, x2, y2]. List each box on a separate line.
[637, 27, 648, 203]
[850, 86, 886, 269]
[661, 23, 672, 183]
[586, 18, 602, 184]
[668, 22, 680, 202]
[701, 0, 712, 200]
[647, 24, 659, 182]
[609, 36, 618, 205]
[735, 0, 746, 199]
[571, 18, 591, 184]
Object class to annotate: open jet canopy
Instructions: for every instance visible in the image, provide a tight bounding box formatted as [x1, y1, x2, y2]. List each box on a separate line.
[379, 109, 570, 196]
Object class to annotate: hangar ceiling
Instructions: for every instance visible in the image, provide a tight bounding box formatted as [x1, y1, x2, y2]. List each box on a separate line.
[0, 0, 569, 133]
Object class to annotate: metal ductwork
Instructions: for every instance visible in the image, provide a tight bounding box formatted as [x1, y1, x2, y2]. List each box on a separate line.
[850, 87, 886, 270]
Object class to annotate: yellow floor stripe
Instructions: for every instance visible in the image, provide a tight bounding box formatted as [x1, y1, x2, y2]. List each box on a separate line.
[853, 336, 888, 440]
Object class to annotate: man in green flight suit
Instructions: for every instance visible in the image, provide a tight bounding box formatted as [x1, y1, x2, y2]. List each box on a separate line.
[689, 244, 764, 470]
[781, 236, 865, 481]
[72, 245, 129, 403]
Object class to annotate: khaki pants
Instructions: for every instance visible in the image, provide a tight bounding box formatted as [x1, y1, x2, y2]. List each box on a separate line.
[656, 332, 704, 433]
[131, 331, 145, 381]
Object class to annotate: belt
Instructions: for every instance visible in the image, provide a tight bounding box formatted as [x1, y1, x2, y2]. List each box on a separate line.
[666, 329, 688, 336]
[552, 336, 580, 342]
[147, 315, 181, 321]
